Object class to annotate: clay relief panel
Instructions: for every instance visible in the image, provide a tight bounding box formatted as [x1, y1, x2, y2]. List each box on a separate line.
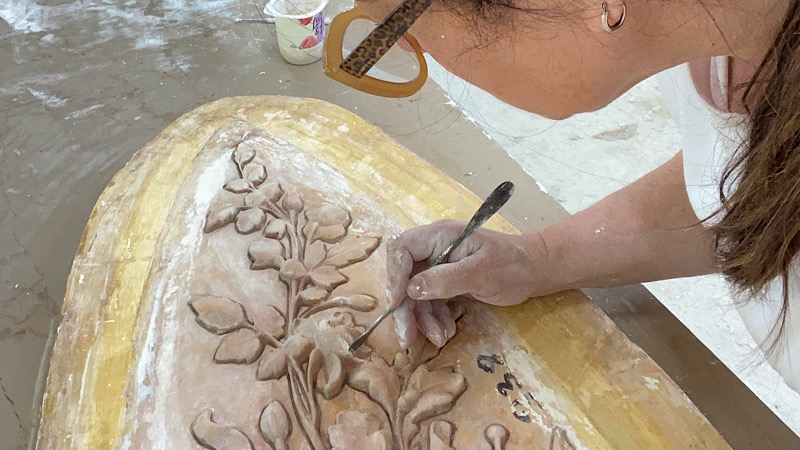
[185, 131, 577, 450]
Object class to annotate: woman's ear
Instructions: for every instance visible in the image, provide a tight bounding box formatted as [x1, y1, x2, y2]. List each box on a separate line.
[600, 0, 627, 32]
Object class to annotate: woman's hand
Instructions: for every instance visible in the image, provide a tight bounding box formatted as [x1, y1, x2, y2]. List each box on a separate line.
[386, 219, 551, 348]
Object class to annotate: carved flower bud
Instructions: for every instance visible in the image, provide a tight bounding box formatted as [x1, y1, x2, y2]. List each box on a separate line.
[282, 191, 304, 212]
[260, 401, 291, 447]
[484, 424, 509, 450]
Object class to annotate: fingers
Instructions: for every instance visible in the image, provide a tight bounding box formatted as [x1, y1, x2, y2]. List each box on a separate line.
[386, 235, 415, 309]
[407, 257, 481, 301]
[385, 220, 464, 308]
[431, 300, 456, 340]
[392, 297, 417, 349]
[414, 300, 448, 348]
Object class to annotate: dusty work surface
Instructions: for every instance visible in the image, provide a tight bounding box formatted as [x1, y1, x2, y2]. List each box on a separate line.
[0, 1, 797, 449]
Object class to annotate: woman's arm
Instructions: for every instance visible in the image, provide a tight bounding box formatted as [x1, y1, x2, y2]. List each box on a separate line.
[388, 151, 720, 346]
[542, 151, 719, 290]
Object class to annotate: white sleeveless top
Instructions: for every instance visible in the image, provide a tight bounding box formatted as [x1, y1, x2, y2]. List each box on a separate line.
[656, 58, 800, 390]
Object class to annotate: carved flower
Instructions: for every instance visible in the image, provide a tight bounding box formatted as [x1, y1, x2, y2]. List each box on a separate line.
[328, 410, 391, 450]
[304, 204, 352, 243]
[294, 312, 369, 399]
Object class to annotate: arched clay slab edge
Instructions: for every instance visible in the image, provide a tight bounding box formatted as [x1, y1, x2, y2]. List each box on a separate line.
[37, 96, 728, 449]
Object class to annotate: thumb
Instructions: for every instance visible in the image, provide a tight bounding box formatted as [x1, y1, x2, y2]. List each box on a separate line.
[406, 259, 479, 301]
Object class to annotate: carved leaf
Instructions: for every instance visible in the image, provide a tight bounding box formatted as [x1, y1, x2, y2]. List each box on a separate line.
[189, 296, 250, 335]
[299, 287, 329, 306]
[256, 348, 287, 381]
[402, 366, 467, 426]
[214, 328, 265, 364]
[190, 409, 254, 450]
[430, 421, 456, 450]
[259, 182, 284, 203]
[321, 353, 346, 400]
[236, 208, 267, 234]
[304, 240, 326, 270]
[315, 224, 347, 244]
[263, 219, 286, 239]
[248, 240, 285, 270]
[328, 410, 391, 450]
[204, 205, 240, 233]
[244, 191, 268, 207]
[325, 236, 381, 268]
[309, 266, 348, 290]
[279, 259, 307, 281]
[305, 204, 351, 228]
[304, 204, 351, 243]
[347, 354, 401, 418]
[234, 143, 256, 168]
[225, 179, 252, 194]
[324, 295, 377, 312]
[261, 306, 286, 340]
[284, 334, 314, 364]
[260, 401, 292, 446]
[246, 165, 268, 186]
[282, 191, 304, 212]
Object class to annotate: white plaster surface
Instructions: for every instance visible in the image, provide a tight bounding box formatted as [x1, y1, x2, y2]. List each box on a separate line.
[426, 55, 800, 435]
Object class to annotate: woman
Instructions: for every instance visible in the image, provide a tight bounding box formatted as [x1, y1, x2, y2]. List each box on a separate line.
[350, 0, 800, 389]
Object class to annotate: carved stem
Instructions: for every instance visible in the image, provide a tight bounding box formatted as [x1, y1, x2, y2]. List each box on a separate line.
[260, 203, 288, 222]
[287, 367, 329, 449]
[298, 302, 355, 319]
[286, 209, 303, 334]
[293, 279, 311, 320]
[232, 140, 244, 178]
[303, 221, 318, 258]
[287, 280, 300, 334]
[297, 211, 309, 253]
[244, 324, 281, 348]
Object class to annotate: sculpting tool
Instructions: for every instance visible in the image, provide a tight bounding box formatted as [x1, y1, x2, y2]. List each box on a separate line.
[348, 181, 515, 352]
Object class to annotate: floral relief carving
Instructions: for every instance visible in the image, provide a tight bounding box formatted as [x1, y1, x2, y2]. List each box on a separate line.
[187, 135, 484, 449]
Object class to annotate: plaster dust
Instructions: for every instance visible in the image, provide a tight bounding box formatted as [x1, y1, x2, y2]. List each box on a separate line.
[426, 56, 800, 434]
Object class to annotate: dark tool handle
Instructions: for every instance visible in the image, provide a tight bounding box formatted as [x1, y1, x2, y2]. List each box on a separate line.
[430, 181, 515, 266]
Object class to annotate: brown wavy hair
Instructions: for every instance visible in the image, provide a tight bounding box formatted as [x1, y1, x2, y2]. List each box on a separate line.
[715, 0, 800, 353]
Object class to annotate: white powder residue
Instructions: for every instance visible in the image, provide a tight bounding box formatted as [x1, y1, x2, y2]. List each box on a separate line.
[134, 35, 166, 50]
[135, 153, 230, 447]
[0, 1, 46, 32]
[65, 104, 104, 120]
[28, 87, 68, 108]
[337, 124, 349, 133]
[643, 376, 660, 390]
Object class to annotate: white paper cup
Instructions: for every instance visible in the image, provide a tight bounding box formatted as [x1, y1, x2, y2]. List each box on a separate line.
[266, 0, 328, 65]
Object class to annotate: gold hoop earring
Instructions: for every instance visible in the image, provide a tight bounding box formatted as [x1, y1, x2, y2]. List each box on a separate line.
[601, 2, 626, 32]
